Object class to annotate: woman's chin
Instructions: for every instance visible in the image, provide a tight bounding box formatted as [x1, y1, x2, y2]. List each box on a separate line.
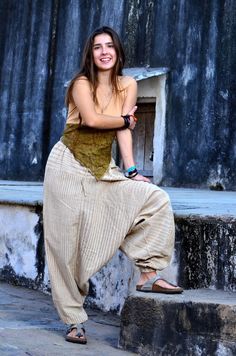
[96, 63, 115, 71]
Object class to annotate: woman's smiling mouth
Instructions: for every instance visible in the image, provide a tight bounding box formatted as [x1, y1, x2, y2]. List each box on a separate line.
[100, 57, 112, 63]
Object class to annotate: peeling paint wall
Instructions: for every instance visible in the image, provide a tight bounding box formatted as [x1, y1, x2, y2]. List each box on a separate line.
[0, 0, 235, 189]
[0, 1, 54, 179]
[0, 205, 48, 289]
[0, 206, 38, 278]
[88, 251, 178, 313]
[120, 291, 236, 355]
[0, 202, 178, 312]
[176, 216, 236, 292]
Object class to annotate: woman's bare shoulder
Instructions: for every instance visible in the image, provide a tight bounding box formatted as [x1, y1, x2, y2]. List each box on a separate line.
[119, 75, 137, 89]
[74, 75, 90, 86]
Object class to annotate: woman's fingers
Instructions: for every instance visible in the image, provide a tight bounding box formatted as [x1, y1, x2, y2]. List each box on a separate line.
[132, 174, 151, 183]
[128, 105, 137, 116]
[129, 116, 136, 130]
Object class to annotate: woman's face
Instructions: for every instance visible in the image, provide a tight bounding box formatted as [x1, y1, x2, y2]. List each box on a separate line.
[92, 33, 117, 71]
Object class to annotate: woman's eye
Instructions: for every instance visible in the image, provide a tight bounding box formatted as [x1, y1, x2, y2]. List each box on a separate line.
[108, 44, 114, 48]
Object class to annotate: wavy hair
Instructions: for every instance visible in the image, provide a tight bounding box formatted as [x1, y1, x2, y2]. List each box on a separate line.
[65, 26, 125, 106]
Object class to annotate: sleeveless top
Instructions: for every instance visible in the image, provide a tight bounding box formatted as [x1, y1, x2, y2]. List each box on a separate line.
[60, 76, 134, 179]
[61, 124, 116, 179]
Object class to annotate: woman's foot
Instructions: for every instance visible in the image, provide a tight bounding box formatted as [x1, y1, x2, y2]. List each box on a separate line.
[65, 323, 87, 344]
[137, 271, 157, 287]
[137, 272, 183, 294]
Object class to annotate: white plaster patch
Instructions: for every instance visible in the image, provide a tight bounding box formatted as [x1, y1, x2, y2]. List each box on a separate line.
[206, 59, 215, 79]
[193, 345, 205, 356]
[181, 64, 197, 86]
[43, 265, 50, 290]
[89, 249, 179, 313]
[207, 164, 231, 190]
[62, 107, 67, 120]
[0, 205, 39, 279]
[0, 143, 7, 162]
[215, 343, 233, 356]
[89, 251, 138, 313]
[31, 156, 37, 164]
[219, 90, 229, 100]
[231, 255, 236, 278]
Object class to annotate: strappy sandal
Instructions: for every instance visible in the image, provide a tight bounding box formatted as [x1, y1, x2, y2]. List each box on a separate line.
[65, 323, 87, 344]
[136, 276, 183, 294]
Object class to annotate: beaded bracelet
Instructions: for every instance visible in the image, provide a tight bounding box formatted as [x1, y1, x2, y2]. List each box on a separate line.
[127, 165, 136, 173]
[125, 167, 139, 179]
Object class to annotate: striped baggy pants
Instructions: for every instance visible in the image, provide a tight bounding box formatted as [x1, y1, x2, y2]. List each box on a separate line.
[43, 141, 175, 324]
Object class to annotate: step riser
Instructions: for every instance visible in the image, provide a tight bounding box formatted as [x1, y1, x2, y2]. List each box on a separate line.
[119, 293, 236, 355]
[175, 216, 236, 292]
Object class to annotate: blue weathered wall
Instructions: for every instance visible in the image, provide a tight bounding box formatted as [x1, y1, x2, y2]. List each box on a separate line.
[156, 1, 236, 190]
[0, 0, 54, 179]
[0, 0, 235, 190]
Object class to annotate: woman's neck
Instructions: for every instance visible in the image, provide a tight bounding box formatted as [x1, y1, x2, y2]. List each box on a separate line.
[97, 70, 112, 86]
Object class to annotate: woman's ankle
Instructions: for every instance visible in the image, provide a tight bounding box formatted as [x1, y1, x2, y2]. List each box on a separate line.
[138, 271, 157, 284]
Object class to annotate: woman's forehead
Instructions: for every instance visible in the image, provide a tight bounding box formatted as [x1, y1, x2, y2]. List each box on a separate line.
[93, 33, 113, 44]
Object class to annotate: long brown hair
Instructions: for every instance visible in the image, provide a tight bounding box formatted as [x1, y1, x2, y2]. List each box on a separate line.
[65, 26, 125, 107]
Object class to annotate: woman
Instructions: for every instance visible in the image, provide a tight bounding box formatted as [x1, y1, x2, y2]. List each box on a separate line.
[43, 26, 182, 345]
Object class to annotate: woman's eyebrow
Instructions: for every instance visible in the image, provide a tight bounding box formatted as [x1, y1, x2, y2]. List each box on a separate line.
[93, 41, 114, 47]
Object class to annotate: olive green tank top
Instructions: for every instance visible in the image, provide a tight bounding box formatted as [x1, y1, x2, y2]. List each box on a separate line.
[61, 124, 116, 179]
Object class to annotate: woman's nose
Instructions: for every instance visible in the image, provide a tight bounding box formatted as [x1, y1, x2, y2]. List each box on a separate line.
[101, 46, 107, 54]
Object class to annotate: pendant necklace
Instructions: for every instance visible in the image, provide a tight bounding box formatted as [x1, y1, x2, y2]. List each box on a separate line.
[98, 87, 114, 113]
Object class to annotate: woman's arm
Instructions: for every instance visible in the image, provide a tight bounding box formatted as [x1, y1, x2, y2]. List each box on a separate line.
[117, 77, 137, 169]
[117, 77, 150, 182]
[71, 77, 136, 130]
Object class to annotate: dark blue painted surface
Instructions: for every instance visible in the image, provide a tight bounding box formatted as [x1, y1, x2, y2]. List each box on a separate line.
[153, 0, 236, 190]
[0, 0, 235, 190]
[0, 0, 54, 179]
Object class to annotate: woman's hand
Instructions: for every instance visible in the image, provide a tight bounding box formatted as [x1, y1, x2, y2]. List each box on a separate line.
[128, 106, 137, 130]
[128, 105, 137, 116]
[131, 173, 151, 183]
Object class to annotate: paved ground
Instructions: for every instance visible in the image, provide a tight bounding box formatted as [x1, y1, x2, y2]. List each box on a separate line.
[1, 282, 235, 356]
[0, 283, 137, 356]
[0, 181, 236, 218]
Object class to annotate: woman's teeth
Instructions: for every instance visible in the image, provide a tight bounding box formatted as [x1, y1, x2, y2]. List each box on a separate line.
[100, 58, 111, 63]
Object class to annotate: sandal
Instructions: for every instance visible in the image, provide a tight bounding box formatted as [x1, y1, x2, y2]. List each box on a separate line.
[136, 276, 183, 294]
[65, 323, 87, 344]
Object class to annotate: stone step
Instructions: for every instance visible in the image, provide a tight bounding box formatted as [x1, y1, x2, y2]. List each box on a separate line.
[119, 289, 236, 356]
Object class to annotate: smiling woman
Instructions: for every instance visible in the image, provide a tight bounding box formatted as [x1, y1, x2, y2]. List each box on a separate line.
[43, 26, 182, 346]
[92, 34, 117, 70]
[92, 34, 118, 113]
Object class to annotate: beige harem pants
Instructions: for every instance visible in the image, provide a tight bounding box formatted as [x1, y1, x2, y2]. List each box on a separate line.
[43, 141, 175, 324]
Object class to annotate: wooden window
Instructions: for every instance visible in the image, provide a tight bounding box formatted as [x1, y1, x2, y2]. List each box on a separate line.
[132, 103, 155, 178]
